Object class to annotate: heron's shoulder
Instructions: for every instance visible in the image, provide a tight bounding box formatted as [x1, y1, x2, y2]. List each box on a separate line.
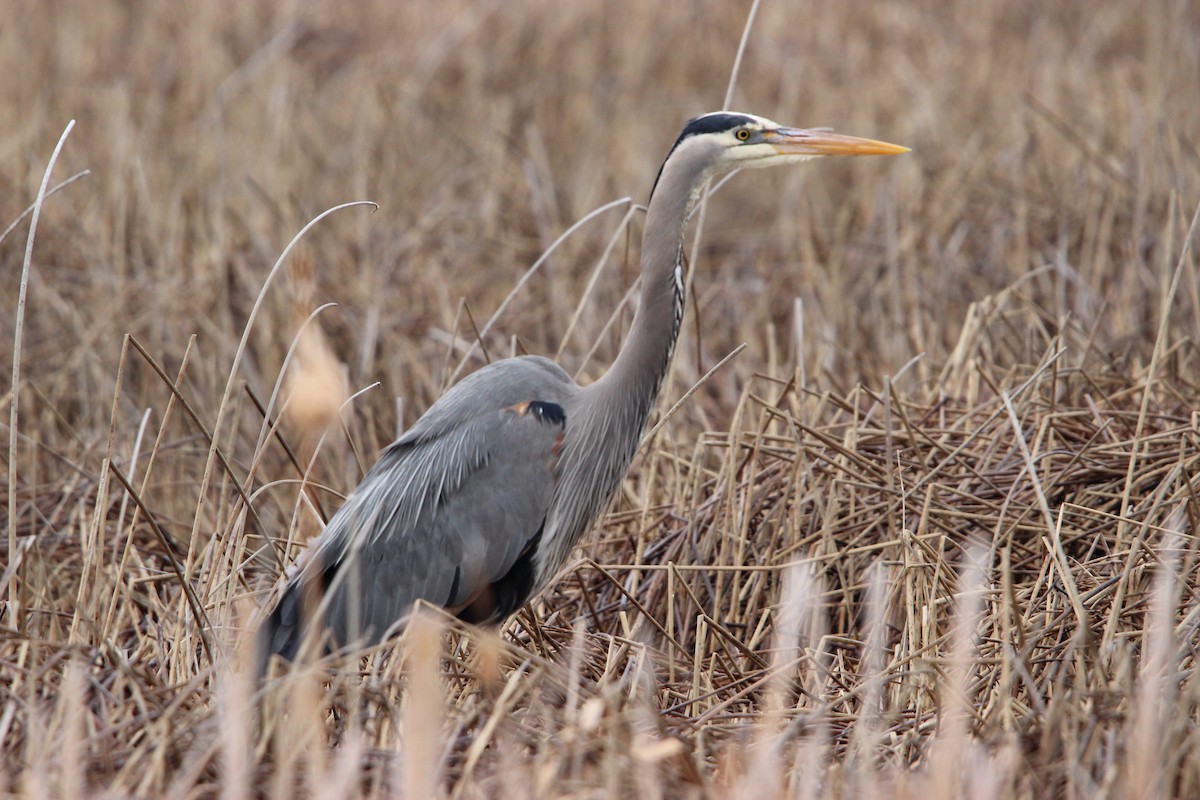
[398, 355, 576, 446]
[443, 355, 574, 407]
[471, 355, 572, 385]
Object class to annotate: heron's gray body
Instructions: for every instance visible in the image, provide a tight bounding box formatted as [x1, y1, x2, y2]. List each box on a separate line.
[258, 111, 906, 669]
[263, 357, 573, 658]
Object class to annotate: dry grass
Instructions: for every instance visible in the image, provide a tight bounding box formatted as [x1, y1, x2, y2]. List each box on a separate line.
[2, 0, 1200, 796]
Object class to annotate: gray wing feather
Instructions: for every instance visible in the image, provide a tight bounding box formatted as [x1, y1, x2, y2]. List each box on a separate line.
[263, 356, 573, 659]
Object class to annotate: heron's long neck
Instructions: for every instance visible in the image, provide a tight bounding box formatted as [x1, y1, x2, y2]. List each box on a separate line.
[593, 148, 707, 424]
[539, 144, 711, 578]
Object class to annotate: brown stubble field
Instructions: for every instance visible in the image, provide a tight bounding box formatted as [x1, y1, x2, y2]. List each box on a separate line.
[2, 0, 1200, 797]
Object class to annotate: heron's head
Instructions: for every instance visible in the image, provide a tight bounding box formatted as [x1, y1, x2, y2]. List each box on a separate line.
[651, 111, 908, 200]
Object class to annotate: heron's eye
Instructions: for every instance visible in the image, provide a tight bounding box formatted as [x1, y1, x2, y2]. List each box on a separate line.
[735, 128, 751, 141]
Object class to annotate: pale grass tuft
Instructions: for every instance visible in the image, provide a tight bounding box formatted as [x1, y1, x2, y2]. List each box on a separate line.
[284, 251, 350, 440]
[401, 613, 447, 800]
[284, 322, 350, 438]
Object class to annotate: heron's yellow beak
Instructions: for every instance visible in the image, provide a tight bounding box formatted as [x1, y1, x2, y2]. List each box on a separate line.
[765, 127, 909, 157]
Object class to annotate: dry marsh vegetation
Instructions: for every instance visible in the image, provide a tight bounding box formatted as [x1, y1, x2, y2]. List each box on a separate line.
[3, 0, 1200, 796]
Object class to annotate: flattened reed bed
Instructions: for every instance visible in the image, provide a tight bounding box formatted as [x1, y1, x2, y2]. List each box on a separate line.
[2, 327, 1198, 797]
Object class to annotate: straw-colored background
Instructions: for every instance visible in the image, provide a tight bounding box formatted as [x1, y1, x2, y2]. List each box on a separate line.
[2, 0, 1198, 796]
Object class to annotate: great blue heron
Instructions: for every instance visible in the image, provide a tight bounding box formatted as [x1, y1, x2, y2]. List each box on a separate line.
[257, 111, 906, 670]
